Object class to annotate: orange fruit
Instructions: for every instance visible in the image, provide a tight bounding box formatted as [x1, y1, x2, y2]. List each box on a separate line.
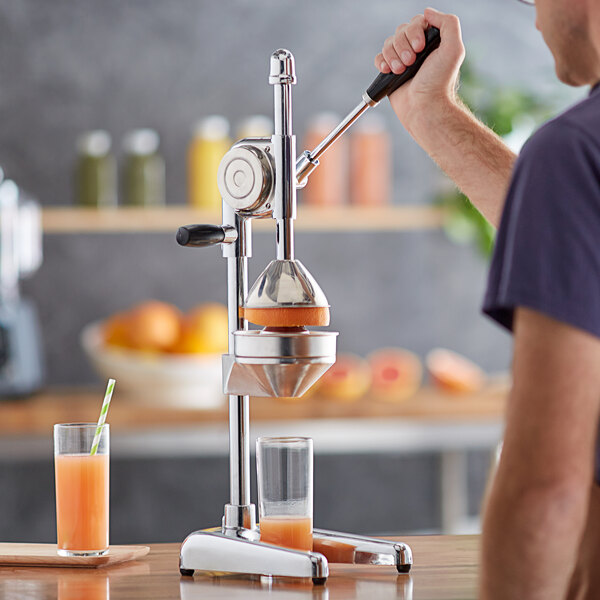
[103, 313, 130, 348]
[171, 303, 229, 354]
[426, 348, 485, 395]
[318, 353, 371, 403]
[125, 301, 182, 352]
[368, 348, 422, 403]
[241, 305, 330, 327]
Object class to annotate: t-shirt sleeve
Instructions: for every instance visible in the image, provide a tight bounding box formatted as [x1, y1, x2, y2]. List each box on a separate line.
[483, 118, 600, 338]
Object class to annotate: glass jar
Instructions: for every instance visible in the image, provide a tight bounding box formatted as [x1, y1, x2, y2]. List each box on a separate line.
[121, 129, 165, 207]
[301, 112, 349, 206]
[187, 116, 230, 209]
[349, 114, 391, 206]
[74, 130, 117, 207]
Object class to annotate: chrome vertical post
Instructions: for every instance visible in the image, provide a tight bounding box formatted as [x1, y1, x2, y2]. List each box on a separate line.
[222, 202, 255, 530]
[270, 49, 296, 261]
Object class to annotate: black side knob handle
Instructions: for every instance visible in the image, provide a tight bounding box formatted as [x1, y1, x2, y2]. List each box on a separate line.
[365, 27, 441, 104]
[176, 224, 226, 247]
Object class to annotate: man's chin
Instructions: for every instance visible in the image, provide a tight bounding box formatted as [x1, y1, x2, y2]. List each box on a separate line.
[555, 64, 586, 87]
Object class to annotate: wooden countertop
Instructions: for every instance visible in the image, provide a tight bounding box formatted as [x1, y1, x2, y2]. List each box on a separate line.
[0, 382, 507, 436]
[0, 535, 479, 599]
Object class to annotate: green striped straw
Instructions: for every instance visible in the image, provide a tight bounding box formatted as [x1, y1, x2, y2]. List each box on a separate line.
[90, 378, 116, 456]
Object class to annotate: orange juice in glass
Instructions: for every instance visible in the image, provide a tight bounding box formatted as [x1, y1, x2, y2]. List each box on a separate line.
[257, 437, 313, 552]
[258, 516, 313, 551]
[54, 423, 109, 556]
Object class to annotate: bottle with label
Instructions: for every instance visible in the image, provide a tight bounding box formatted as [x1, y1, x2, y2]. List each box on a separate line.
[349, 114, 391, 206]
[74, 130, 117, 207]
[301, 112, 349, 206]
[188, 116, 230, 209]
[121, 129, 165, 207]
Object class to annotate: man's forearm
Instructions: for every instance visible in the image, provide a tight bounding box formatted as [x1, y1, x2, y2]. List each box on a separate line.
[480, 309, 600, 599]
[481, 470, 588, 599]
[380, 9, 514, 227]
[408, 98, 516, 227]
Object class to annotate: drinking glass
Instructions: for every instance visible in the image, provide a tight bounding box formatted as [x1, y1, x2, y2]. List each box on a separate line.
[54, 423, 110, 557]
[256, 436, 313, 551]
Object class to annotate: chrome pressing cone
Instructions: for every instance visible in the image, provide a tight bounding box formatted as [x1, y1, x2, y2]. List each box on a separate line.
[244, 259, 329, 309]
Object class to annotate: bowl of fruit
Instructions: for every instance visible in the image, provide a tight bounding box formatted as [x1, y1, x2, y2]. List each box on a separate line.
[81, 301, 228, 408]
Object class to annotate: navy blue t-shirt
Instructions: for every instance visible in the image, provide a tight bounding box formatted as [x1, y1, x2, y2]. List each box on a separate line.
[483, 84, 600, 483]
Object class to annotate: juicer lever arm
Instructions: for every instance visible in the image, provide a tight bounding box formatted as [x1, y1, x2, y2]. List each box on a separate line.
[365, 26, 440, 104]
[176, 224, 237, 248]
[296, 27, 440, 188]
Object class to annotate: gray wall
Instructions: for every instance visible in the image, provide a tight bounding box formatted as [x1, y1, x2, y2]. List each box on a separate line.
[1, 451, 493, 542]
[0, 0, 582, 385]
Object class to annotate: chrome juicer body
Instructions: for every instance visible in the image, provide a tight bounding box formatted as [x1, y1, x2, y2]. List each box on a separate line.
[177, 30, 441, 583]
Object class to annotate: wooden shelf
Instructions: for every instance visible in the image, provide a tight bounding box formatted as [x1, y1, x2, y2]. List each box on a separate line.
[0, 380, 507, 436]
[42, 205, 446, 234]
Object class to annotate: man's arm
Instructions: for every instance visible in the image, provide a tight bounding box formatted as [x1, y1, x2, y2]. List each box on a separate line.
[480, 308, 600, 599]
[375, 8, 516, 226]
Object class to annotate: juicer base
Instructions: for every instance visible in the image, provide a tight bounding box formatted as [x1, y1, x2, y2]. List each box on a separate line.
[179, 526, 413, 582]
[179, 527, 329, 582]
[313, 528, 413, 571]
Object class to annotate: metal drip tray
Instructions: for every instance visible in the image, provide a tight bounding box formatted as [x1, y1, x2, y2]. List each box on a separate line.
[223, 329, 338, 398]
[235, 329, 337, 358]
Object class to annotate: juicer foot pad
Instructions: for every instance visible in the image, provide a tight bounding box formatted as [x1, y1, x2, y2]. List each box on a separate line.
[396, 564, 411, 574]
[312, 577, 327, 586]
[180, 568, 195, 577]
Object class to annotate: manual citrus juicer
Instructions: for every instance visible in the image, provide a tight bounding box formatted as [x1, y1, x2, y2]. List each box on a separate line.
[177, 28, 441, 583]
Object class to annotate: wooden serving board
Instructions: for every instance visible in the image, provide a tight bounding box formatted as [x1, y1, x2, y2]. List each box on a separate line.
[0, 544, 150, 568]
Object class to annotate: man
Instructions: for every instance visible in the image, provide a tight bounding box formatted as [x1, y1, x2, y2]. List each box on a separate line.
[375, 5, 600, 600]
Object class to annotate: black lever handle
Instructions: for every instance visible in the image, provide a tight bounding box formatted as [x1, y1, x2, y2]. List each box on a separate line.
[176, 224, 226, 248]
[365, 27, 441, 104]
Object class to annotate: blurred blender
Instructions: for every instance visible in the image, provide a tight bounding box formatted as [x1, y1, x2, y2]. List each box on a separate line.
[188, 116, 230, 209]
[0, 169, 43, 397]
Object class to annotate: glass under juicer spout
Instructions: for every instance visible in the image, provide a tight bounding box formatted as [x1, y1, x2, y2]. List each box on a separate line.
[176, 29, 440, 583]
